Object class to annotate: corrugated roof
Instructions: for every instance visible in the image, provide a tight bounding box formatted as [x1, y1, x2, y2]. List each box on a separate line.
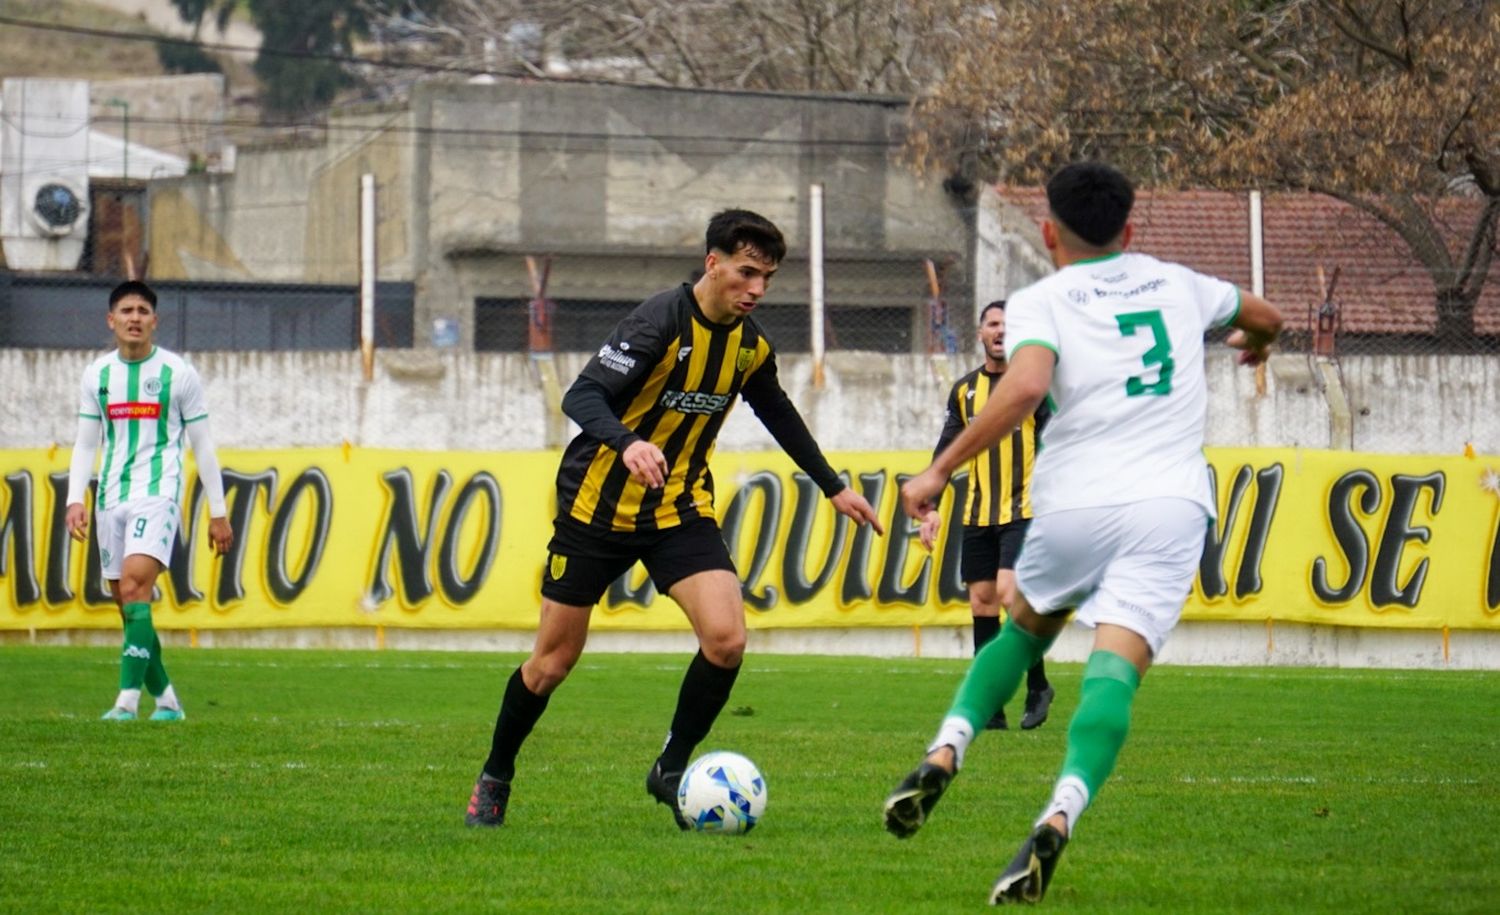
[998, 187, 1500, 336]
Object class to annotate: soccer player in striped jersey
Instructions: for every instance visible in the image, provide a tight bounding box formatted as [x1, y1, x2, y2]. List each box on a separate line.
[64, 281, 232, 722]
[919, 300, 1054, 732]
[883, 163, 1283, 904]
[467, 209, 884, 828]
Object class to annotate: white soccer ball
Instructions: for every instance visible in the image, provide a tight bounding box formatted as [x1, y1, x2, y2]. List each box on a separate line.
[677, 751, 767, 834]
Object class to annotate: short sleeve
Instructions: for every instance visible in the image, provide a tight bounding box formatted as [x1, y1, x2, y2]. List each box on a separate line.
[1003, 289, 1059, 362]
[1189, 269, 1241, 330]
[176, 363, 210, 423]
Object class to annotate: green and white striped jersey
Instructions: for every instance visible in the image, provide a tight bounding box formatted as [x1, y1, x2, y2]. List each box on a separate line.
[76, 346, 210, 510]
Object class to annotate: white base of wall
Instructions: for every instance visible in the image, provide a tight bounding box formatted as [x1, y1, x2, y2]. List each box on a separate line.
[5, 621, 1496, 670]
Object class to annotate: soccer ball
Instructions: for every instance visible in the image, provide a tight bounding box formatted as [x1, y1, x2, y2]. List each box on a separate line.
[677, 751, 767, 834]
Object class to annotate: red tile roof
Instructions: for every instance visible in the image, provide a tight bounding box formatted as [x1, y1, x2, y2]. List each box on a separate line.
[998, 188, 1500, 336]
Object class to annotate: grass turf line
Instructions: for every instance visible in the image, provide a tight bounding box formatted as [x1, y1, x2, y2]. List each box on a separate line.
[0, 646, 1496, 913]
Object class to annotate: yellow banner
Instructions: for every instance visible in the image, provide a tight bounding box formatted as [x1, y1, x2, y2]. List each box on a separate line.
[1, 447, 1496, 631]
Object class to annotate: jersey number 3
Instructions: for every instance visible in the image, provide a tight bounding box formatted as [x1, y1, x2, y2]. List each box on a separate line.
[1116, 310, 1174, 397]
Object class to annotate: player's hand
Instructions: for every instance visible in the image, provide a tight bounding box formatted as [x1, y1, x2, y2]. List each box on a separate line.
[830, 488, 885, 536]
[207, 516, 233, 556]
[622, 440, 669, 489]
[1226, 329, 1271, 366]
[901, 466, 948, 520]
[65, 503, 88, 543]
[918, 510, 941, 552]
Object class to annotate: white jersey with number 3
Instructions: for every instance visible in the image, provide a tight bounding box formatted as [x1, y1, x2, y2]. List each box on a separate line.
[1003, 251, 1240, 517]
[76, 346, 210, 512]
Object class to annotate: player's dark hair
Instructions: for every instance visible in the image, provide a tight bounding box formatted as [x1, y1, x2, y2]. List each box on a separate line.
[108, 280, 157, 312]
[980, 300, 1007, 321]
[1046, 162, 1134, 248]
[705, 209, 786, 264]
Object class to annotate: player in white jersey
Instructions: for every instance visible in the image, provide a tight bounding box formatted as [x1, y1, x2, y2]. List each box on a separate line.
[64, 281, 233, 722]
[881, 163, 1283, 905]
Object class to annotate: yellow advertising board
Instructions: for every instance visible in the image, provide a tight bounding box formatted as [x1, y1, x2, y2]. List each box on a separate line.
[1, 447, 1496, 632]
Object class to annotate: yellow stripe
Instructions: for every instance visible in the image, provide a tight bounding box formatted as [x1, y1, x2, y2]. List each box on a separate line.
[653, 323, 740, 527]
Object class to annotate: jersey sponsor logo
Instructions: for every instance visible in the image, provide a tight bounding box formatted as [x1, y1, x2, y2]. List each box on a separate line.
[735, 347, 755, 371]
[144, 377, 163, 396]
[1067, 288, 1090, 305]
[1093, 278, 1168, 299]
[659, 389, 732, 415]
[598, 344, 638, 375]
[107, 402, 162, 420]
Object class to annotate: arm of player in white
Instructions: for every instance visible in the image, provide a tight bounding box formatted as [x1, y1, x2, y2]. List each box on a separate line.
[185, 420, 228, 517]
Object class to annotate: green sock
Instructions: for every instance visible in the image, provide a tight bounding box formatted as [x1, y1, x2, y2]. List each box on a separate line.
[1059, 650, 1141, 798]
[118, 602, 155, 691]
[949, 620, 1055, 732]
[144, 632, 169, 696]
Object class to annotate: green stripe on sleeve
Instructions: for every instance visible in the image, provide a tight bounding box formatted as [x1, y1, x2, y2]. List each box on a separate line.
[182, 414, 208, 424]
[1010, 339, 1060, 357]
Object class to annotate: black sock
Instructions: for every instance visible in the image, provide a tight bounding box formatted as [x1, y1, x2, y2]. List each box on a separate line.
[1027, 657, 1049, 692]
[658, 650, 741, 773]
[482, 667, 550, 781]
[972, 615, 1001, 654]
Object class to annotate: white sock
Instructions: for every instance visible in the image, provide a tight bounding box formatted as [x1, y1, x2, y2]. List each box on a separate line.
[927, 715, 976, 770]
[1035, 775, 1090, 836]
[114, 688, 142, 714]
[155, 684, 181, 711]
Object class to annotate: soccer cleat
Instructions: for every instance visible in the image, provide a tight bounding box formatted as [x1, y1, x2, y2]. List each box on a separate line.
[100, 707, 136, 721]
[149, 707, 186, 721]
[646, 760, 691, 831]
[986, 709, 1009, 731]
[882, 760, 953, 839]
[1020, 686, 1055, 731]
[465, 773, 511, 827]
[990, 823, 1069, 905]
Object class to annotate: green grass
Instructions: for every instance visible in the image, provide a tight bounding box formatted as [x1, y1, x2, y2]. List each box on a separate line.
[1, 646, 1497, 913]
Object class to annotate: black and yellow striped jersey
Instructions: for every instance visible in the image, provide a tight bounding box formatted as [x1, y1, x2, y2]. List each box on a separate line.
[556, 284, 842, 533]
[934, 366, 1051, 527]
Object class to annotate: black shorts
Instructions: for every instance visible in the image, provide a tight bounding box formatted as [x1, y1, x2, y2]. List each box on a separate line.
[541, 514, 736, 606]
[960, 519, 1032, 585]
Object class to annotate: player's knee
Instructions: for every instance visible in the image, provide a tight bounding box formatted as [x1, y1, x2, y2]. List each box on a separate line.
[699, 631, 745, 668]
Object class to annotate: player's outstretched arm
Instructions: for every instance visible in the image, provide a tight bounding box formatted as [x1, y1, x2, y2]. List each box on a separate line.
[1227, 291, 1284, 366]
[830, 487, 885, 536]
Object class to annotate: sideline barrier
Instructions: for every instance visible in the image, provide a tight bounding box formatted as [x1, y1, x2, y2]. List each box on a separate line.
[1, 447, 1496, 633]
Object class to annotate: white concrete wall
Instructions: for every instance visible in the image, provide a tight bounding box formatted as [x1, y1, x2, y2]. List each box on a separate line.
[7, 347, 1495, 455]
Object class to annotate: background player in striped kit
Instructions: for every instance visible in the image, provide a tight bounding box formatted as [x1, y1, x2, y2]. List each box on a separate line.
[65, 281, 232, 721]
[919, 300, 1054, 731]
[466, 209, 884, 829]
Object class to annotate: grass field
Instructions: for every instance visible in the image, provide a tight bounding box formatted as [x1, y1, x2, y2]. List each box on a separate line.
[1, 645, 1496, 913]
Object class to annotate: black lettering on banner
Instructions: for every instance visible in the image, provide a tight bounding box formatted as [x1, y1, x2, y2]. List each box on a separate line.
[368, 469, 451, 605]
[1311, 470, 1380, 603]
[721, 471, 782, 611]
[1235, 464, 1284, 599]
[1199, 465, 1250, 600]
[437, 472, 500, 604]
[607, 568, 657, 607]
[1369, 472, 1444, 608]
[877, 473, 931, 604]
[1488, 505, 1500, 611]
[1, 471, 41, 606]
[936, 473, 968, 604]
[840, 472, 887, 605]
[44, 472, 75, 604]
[266, 468, 334, 604]
[781, 472, 850, 604]
[165, 479, 206, 604]
[217, 469, 279, 606]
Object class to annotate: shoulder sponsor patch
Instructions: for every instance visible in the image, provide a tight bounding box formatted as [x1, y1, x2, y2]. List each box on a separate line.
[598, 344, 638, 375]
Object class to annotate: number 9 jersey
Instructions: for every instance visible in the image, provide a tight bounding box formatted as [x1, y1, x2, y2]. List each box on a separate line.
[1003, 251, 1241, 518]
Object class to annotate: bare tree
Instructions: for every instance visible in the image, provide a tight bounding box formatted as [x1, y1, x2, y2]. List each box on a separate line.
[908, 0, 1499, 347]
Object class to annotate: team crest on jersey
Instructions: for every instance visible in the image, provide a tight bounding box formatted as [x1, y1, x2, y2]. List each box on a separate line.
[548, 553, 567, 581]
[1067, 288, 1090, 305]
[735, 347, 755, 371]
[144, 377, 162, 396]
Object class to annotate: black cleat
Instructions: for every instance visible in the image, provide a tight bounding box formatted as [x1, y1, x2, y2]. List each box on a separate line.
[1020, 686, 1055, 731]
[465, 773, 511, 827]
[990, 823, 1068, 905]
[646, 760, 690, 831]
[986, 709, 1009, 730]
[882, 760, 953, 838]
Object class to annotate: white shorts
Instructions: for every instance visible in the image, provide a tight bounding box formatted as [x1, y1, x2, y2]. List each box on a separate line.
[1014, 498, 1208, 656]
[96, 496, 180, 580]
